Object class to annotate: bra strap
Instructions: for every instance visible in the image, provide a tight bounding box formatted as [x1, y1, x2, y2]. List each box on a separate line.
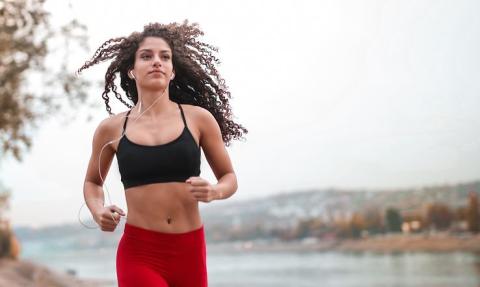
[123, 110, 131, 133]
[178, 103, 188, 128]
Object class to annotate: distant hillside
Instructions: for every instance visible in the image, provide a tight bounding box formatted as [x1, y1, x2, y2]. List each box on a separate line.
[201, 180, 480, 230]
[14, 180, 480, 246]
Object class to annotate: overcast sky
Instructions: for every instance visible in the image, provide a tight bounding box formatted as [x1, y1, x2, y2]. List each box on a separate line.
[1, 0, 479, 227]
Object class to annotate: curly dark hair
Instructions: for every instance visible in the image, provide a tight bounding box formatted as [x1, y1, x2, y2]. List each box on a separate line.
[77, 20, 247, 145]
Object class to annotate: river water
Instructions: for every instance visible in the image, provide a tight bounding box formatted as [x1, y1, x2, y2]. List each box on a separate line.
[20, 240, 480, 287]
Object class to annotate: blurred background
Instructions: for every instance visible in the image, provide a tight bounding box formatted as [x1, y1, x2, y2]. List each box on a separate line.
[1, 0, 479, 286]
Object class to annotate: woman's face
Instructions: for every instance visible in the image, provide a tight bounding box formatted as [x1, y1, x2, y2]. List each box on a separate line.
[131, 36, 174, 90]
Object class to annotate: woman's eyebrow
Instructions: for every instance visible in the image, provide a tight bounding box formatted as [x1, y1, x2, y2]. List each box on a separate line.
[138, 49, 171, 53]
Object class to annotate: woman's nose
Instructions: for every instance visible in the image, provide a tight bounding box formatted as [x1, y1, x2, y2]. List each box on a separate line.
[153, 56, 162, 66]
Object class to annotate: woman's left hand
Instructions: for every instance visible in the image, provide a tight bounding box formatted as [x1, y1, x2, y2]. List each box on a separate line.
[186, 176, 218, 203]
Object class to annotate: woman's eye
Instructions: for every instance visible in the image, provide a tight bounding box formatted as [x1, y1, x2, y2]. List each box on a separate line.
[139, 54, 170, 60]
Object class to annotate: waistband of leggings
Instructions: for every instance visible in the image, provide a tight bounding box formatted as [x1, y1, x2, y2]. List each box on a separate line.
[123, 222, 204, 241]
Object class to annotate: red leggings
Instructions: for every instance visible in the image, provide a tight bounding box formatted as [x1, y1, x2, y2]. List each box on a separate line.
[116, 223, 208, 287]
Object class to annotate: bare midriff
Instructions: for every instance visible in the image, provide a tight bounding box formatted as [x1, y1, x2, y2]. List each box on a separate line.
[124, 182, 203, 234]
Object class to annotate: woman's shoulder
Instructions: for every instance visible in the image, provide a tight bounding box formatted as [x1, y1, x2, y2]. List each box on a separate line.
[93, 111, 129, 139]
[180, 104, 218, 133]
[180, 104, 214, 121]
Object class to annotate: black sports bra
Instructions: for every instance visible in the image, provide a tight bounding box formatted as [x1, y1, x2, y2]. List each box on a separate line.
[116, 103, 201, 189]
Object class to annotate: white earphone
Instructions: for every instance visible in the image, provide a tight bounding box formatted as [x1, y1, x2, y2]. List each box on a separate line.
[129, 70, 136, 80]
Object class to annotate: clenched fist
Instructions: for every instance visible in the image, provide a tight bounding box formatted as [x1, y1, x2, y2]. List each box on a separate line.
[93, 205, 125, 232]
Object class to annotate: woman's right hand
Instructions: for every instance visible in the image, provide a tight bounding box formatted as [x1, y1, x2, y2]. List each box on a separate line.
[93, 205, 126, 232]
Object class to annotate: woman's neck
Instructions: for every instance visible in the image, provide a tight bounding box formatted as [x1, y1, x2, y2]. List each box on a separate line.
[135, 87, 175, 118]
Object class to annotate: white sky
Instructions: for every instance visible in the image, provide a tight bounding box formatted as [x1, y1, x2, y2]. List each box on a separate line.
[1, 0, 479, 227]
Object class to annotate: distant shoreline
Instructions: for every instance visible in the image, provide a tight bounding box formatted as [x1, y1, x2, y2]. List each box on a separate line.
[5, 233, 479, 286]
[208, 233, 480, 254]
[334, 233, 480, 253]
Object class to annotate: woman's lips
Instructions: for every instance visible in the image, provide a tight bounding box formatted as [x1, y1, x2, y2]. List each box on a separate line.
[148, 71, 165, 77]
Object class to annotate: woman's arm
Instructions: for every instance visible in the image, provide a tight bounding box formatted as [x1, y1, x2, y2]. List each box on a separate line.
[83, 118, 125, 230]
[186, 106, 238, 202]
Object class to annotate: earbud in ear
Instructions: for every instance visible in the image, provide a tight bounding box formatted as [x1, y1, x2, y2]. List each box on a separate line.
[170, 73, 175, 80]
[129, 70, 136, 80]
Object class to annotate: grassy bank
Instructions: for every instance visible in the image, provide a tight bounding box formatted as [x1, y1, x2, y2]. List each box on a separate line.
[335, 233, 480, 253]
[208, 233, 480, 253]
